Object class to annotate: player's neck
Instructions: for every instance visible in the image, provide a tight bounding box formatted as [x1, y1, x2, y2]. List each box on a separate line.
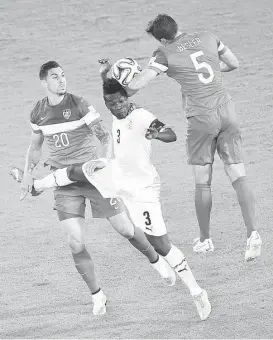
[47, 93, 65, 106]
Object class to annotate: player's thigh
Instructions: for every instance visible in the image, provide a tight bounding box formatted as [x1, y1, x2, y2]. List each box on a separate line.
[124, 199, 167, 237]
[86, 186, 126, 219]
[217, 100, 244, 165]
[186, 113, 220, 165]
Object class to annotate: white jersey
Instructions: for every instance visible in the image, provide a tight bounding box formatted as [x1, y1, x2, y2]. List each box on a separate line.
[112, 106, 159, 194]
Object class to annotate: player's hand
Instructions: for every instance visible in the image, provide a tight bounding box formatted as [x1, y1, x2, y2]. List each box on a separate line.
[98, 59, 112, 77]
[145, 127, 159, 140]
[20, 172, 34, 201]
[84, 158, 108, 176]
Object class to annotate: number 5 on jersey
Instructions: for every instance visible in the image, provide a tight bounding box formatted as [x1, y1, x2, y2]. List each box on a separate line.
[190, 50, 215, 84]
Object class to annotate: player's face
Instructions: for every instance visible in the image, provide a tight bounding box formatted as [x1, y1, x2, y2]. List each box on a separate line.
[104, 93, 130, 119]
[42, 67, 67, 96]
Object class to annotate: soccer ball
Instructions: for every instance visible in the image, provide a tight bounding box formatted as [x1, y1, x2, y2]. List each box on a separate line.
[112, 58, 142, 86]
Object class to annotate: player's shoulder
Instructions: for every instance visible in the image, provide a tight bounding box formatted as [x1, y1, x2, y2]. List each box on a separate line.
[130, 104, 156, 122]
[30, 97, 47, 123]
[67, 93, 89, 107]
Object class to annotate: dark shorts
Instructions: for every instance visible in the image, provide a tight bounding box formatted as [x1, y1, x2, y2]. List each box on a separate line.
[186, 100, 243, 165]
[53, 182, 124, 221]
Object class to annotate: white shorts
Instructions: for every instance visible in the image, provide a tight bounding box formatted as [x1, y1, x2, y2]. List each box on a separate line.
[123, 198, 167, 237]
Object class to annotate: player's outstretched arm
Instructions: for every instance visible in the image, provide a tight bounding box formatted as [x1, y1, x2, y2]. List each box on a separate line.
[126, 68, 158, 97]
[219, 48, 239, 72]
[145, 119, 177, 143]
[20, 131, 44, 200]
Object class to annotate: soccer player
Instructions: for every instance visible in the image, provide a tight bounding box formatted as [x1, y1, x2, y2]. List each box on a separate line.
[13, 64, 212, 321]
[115, 14, 262, 261]
[13, 60, 177, 316]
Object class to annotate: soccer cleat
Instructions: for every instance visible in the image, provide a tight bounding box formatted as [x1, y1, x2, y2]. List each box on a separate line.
[245, 231, 262, 262]
[193, 238, 215, 253]
[193, 289, 211, 321]
[10, 167, 42, 197]
[92, 290, 107, 316]
[151, 255, 176, 286]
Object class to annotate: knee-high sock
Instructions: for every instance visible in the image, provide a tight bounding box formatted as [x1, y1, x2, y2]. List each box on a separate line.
[195, 183, 212, 242]
[72, 248, 100, 294]
[164, 244, 202, 296]
[232, 176, 256, 237]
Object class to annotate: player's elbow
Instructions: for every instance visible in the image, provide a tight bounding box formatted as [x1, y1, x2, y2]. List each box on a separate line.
[166, 130, 177, 143]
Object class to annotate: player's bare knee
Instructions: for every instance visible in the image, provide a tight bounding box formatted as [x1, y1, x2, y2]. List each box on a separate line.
[108, 212, 135, 239]
[224, 163, 246, 183]
[193, 164, 212, 185]
[68, 235, 85, 254]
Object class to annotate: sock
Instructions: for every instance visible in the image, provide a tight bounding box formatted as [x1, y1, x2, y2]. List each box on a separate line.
[232, 176, 256, 237]
[128, 227, 159, 263]
[195, 183, 212, 242]
[67, 164, 89, 182]
[72, 248, 100, 294]
[164, 244, 202, 296]
[34, 168, 75, 191]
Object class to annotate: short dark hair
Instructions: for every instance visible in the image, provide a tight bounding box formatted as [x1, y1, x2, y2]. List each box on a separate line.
[146, 14, 178, 41]
[103, 78, 128, 97]
[39, 61, 62, 80]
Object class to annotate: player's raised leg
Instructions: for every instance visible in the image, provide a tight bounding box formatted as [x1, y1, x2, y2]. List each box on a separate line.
[58, 212, 107, 316]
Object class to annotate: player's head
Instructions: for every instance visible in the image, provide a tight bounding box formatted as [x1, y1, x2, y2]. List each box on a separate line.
[103, 78, 130, 119]
[146, 14, 178, 44]
[39, 61, 67, 96]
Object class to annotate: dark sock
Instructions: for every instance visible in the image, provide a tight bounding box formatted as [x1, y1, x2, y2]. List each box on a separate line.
[72, 248, 100, 293]
[195, 183, 212, 242]
[67, 164, 89, 182]
[232, 176, 256, 237]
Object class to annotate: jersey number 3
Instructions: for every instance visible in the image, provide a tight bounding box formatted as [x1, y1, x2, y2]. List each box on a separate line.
[53, 132, 70, 148]
[117, 129, 121, 143]
[190, 50, 215, 84]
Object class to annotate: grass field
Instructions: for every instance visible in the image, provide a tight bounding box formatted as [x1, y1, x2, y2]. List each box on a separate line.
[1, 0, 273, 338]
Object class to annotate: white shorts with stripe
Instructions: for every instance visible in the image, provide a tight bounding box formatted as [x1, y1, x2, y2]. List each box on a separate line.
[82, 160, 167, 236]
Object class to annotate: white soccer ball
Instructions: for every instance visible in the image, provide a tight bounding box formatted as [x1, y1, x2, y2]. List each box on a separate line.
[112, 58, 142, 86]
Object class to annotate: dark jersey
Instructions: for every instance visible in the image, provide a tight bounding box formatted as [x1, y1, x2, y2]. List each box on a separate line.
[30, 93, 101, 168]
[147, 31, 232, 117]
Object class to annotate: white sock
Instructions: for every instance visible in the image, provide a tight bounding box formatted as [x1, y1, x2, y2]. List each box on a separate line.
[164, 244, 202, 296]
[34, 168, 75, 191]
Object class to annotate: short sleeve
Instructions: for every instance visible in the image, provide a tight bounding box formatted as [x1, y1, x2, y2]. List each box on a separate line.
[133, 108, 157, 131]
[146, 48, 168, 74]
[78, 97, 101, 126]
[209, 31, 228, 55]
[30, 102, 41, 133]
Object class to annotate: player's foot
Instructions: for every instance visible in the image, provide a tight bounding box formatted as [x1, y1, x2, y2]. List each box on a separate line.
[193, 238, 214, 253]
[151, 255, 176, 286]
[245, 231, 262, 262]
[10, 167, 42, 196]
[92, 290, 107, 316]
[193, 289, 211, 321]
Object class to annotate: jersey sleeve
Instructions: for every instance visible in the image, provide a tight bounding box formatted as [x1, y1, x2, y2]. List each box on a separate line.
[30, 102, 42, 134]
[78, 97, 102, 126]
[209, 32, 228, 56]
[135, 108, 158, 131]
[146, 48, 168, 74]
